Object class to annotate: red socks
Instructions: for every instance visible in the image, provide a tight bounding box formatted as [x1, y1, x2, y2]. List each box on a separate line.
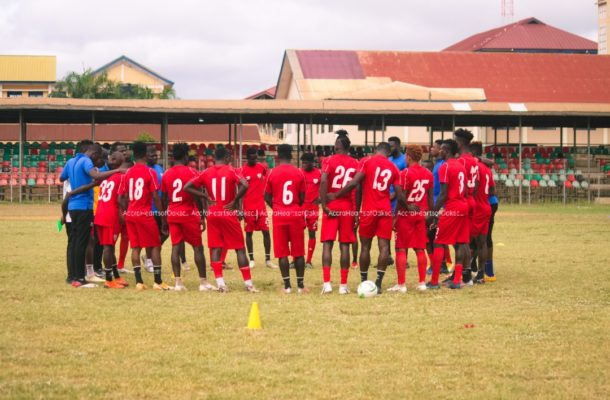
[416, 250, 427, 283]
[323, 266, 331, 283]
[445, 247, 453, 264]
[453, 264, 463, 285]
[431, 247, 444, 285]
[395, 250, 407, 285]
[211, 262, 223, 279]
[239, 266, 252, 281]
[306, 239, 316, 263]
[340, 268, 349, 285]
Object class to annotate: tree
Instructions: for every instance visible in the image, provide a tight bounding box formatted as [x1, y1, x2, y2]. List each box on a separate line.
[50, 69, 176, 99]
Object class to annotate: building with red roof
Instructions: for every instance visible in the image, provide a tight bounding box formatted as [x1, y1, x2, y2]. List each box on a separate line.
[444, 17, 597, 54]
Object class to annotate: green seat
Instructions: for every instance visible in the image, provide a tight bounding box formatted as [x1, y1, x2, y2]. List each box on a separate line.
[572, 181, 580, 189]
[522, 180, 530, 187]
[539, 179, 548, 187]
[534, 173, 542, 181]
[548, 180, 557, 188]
[581, 181, 589, 189]
[266, 155, 275, 168]
[504, 179, 513, 187]
[27, 178, 36, 186]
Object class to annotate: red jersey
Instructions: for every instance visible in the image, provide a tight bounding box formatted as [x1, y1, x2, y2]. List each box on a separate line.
[265, 163, 306, 224]
[322, 154, 358, 211]
[398, 163, 433, 217]
[118, 164, 159, 217]
[302, 167, 321, 208]
[475, 160, 494, 216]
[438, 158, 468, 210]
[458, 153, 479, 196]
[190, 164, 242, 216]
[241, 162, 267, 210]
[94, 173, 123, 227]
[357, 155, 400, 212]
[161, 165, 199, 220]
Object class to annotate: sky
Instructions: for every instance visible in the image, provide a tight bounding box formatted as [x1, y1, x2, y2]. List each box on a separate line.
[0, 0, 598, 99]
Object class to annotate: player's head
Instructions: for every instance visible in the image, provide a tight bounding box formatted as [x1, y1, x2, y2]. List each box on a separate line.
[146, 144, 158, 166]
[470, 141, 483, 157]
[453, 128, 474, 152]
[78, 139, 94, 154]
[388, 136, 401, 157]
[405, 144, 423, 166]
[95, 148, 109, 168]
[132, 141, 148, 162]
[334, 129, 351, 154]
[277, 144, 292, 163]
[87, 143, 103, 164]
[110, 141, 127, 156]
[301, 152, 314, 171]
[441, 139, 458, 159]
[257, 148, 266, 162]
[376, 142, 391, 157]
[108, 150, 124, 170]
[421, 159, 434, 172]
[431, 139, 443, 158]
[172, 142, 189, 164]
[246, 147, 258, 166]
[214, 147, 230, 164]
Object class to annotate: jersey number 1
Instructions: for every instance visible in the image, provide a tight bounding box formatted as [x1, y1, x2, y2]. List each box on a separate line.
[128, 178, 144, 201]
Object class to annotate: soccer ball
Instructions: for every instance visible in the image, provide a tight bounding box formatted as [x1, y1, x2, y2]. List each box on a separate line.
[357, 280, 378, 298]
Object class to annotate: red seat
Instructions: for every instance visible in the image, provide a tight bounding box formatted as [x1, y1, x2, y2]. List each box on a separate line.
[564, 180, 572, 188]
[530, 179, 540, 188]
[567, 174, 575, 182]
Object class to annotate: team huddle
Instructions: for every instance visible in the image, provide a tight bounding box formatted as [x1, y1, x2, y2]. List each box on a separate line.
[61, 128, 499, 294]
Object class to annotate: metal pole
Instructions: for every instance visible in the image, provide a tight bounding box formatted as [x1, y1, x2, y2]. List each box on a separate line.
[228, 123, 231, 146]
[451, 115, 455, 132]
[381, 115, 385, 142]
[365, 128, 368, 149]
[91, 112, 96, 142]
[239, 115, 243, 168]
[429, 126, 433, 148]
[373, 128, 377, 147]
[296, 123, 301, 167]
[572, 127, 577, 153]
[587, 118, 591, 203]
[560, 127, 563, 148]
[19, 110, 25, 203]
[518, 117, 522, 205]
[494, 127, 497, 146]
[309, 116, 314, 153]
[161, 114, 168, 170]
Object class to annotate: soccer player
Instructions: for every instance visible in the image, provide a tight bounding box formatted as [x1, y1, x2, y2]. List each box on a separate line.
[184, 147, 257, 293]
[118, 141, 170, 291]
[93, 150, 130, 289]
[301, 152, 321, 269]
[319, 131, 358, 294]
[391, 145, 434, 293]
[429, 139, 469, 290]
[386, 136, 406, 266]
[428, 139, 453, 275]
[241, 147, 276, 269]
[329, 142, 400, 294]
[454, 129, 479, 285]
[60, 141, 123, 287]
[265, 144, 307, 294]
[469, 141, 495, 284]
[485, 191, 499, 282]
[161, 143, 215, 292]
[142, 144, 169, 273]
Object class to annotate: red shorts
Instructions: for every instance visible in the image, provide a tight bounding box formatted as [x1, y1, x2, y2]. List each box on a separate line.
[126, 216, 161, 249]
[96, 224, 120, 246]
[272, 220, 305, 259]
[470, 213, 491, 237]
[395, 216, 428, 249]
[243, 208, 269, 232]
[305, 207, 319, 232]
[435, 207, 469, 245]
[169, 217, 203, 247]
[320, 210, 355, 243]
[359, 213, 393, 240]
[207, 215, 245, 250]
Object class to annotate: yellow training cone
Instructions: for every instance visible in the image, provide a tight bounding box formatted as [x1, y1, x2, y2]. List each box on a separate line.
[247, 302, 262, 330]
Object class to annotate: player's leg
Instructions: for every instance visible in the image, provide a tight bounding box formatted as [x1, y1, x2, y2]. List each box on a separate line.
[179, 241, 189, 271]
[290, 222, 307, 293]
[279, 256, 291, 293]
[246, 231, 255, 267]
[469, 237, 478, 272]
[210, 247, 226, 291]
[85, 231, 100, 282]
[338, 242, 351, 294]
[73, 210, 94, 286]
[150, 245, 169, 289]
[93, 227, 104, 277]
[262, 230, 276, 269]
[236, 248, 257, 292]
[144, 247, 153, 273]
[485, 203, 498, 281]
[358, 237, 373, 282]
[65, 221, 73, 283]
[193, 245, 215, 291]
[414, 248, 428, 290]
[321, 240, 334, 294]
[131, 246, 144, 287]
[170, 243, 183, 289]
[306, 229, 316, 269]
[388, 247, 407, 293]
[374, 238, 391, 292]
[428, 243, 445, 289]
[351, 231, 359, 269]
[474, 234, 487, 283]
[449, 242, 469, 289]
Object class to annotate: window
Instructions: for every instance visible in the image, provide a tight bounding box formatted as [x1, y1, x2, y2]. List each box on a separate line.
[599, 25, 607, 54]
[600, 4, 607, 20]
[7, 91, 22, 98]
[29, 91, 43, 98]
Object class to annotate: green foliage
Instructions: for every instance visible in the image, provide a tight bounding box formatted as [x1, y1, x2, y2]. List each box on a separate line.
[50, 69, 176, 99]
[135, 132, 156, 142]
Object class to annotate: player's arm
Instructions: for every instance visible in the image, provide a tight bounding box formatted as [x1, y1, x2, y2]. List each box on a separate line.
[425, 185, 434, 225]
[395, 184, 407, 209]
[264, 192, 272, 209]
[60, 197, 69, 225]
[434, 183, 448, 213]
[88, 167, 123, 181]
[184, 180, 205, 198]
[225, 178, 249, 211]
[66, 180, 98, 197]
[319, 172, 331, 214]
[118, 194, 128, 223]
[152, 191, 168, 235]
[480, 156, 494, 168]
[328, 171, 364, 200]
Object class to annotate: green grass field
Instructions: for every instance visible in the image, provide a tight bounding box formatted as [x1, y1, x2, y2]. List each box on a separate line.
[0, 203, 609, 399]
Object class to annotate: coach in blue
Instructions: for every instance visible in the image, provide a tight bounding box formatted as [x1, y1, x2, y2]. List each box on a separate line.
[60, 141, 122, 287]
